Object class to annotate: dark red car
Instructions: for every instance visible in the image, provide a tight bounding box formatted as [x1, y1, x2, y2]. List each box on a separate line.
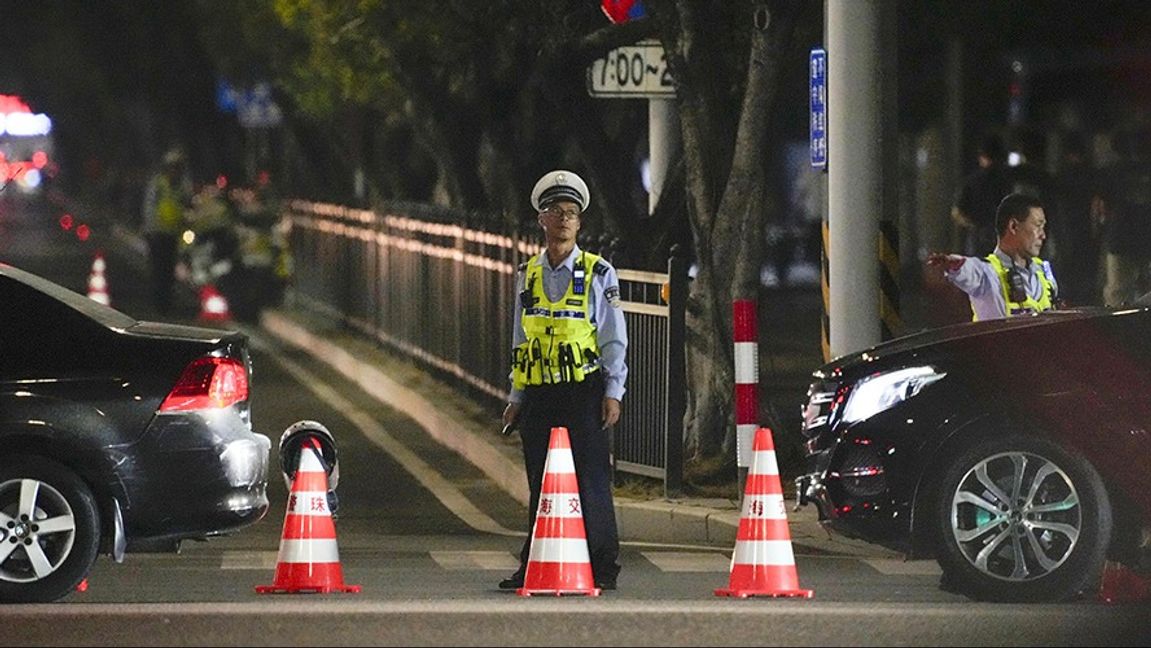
[796, 306, 1151, 602]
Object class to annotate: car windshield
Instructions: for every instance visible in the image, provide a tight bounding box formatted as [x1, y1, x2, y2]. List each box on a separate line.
[0, 263, 138, 330]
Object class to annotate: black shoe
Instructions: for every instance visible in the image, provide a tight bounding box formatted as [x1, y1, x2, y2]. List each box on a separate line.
[595, 579, 617, 591]
[498, 572, 525, 590]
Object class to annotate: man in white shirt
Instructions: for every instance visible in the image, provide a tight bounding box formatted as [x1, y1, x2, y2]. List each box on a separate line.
[928, 192, 1058, 321]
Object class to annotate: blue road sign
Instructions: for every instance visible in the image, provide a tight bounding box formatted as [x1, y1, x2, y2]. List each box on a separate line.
[810, 48, 827, 170]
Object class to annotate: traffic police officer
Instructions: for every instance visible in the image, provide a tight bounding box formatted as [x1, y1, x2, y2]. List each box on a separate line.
[928, 192, 1058, 321]
[499, 170, 629, 591]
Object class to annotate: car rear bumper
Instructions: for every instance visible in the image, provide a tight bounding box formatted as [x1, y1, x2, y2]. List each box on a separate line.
[117, 414, 271, 543]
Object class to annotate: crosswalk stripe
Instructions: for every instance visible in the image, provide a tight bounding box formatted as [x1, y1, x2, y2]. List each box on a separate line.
[429, 551, 521, 571]
[863, 558, 942, 576]
[640, 551, 731, 572]
[220, 551, 279, 570]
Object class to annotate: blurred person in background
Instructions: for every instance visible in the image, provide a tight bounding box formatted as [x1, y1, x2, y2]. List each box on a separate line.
[1096, 127, 1151, 307]
[1051, 132, 1101, 305]
[951, 131, 1013, 256]
[141, 149, 192, 316]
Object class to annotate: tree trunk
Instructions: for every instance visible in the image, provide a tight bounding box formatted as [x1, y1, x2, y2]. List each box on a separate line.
[650, 0, 803, 481]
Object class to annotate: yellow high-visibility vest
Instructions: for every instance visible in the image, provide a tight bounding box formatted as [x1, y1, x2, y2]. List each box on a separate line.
[512, 251, 603, 389]
[975, 254, 1054, 320]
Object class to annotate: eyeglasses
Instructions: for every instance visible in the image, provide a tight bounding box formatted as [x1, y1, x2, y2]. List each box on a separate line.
[541, 206, 581, 221]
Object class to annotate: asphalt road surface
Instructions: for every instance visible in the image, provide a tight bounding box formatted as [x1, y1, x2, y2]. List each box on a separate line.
[2, 194, 1149, 646]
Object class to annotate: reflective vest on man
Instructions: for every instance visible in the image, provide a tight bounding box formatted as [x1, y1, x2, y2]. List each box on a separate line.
[154, 175, 185, 234]
[975, 254, 1055, 321]
[511, 251, 604, 389]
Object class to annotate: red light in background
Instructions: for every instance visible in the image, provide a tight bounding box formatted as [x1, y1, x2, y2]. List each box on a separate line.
[216, 174, 228, 189]
[76, 224, 91, 241]
[31, 151, 48, 168]
[59, 214, 74, 230]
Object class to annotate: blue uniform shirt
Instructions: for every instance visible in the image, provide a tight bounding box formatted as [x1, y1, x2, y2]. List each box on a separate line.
[508, 245, 628, 403]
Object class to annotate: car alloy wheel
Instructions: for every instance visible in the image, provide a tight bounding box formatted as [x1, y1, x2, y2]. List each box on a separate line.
[0, 456, 100, 603]
[934, 434, 1111, 603]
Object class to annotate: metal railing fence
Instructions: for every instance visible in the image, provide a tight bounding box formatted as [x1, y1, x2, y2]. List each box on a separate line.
[282, 200, 686, 496]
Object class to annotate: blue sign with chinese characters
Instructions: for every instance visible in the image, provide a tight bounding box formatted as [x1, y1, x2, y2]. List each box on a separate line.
[810, 48, 827, 170]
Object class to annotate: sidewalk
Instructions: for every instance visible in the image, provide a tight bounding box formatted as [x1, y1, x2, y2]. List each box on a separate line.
[258, 296, 902, 560]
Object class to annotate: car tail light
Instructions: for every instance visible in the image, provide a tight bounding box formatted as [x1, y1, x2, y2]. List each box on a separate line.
[159, 356, 249, 412]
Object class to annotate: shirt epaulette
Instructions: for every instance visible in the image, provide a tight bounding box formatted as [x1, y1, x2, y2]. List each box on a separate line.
[592, 259, 610, 277]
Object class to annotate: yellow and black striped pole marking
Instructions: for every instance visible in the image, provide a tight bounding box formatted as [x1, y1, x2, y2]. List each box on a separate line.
[879, 219, 902, 341]
[821, 220, 830, 362]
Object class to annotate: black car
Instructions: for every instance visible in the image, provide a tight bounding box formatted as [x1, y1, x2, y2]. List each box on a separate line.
[0, 263, 270, 603]
[796, 307, 1151, 603]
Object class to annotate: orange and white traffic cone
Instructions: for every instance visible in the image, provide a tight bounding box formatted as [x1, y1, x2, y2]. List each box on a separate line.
[518, 426, 600, 597]
[87, 253, 111, 306]
[198, 283, 231, 322]
[716, 426, 813, 598]
[1098, 560, 1151, 604]
[256, 437, 360, 594]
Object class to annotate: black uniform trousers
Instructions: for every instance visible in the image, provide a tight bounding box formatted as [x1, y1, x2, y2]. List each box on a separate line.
[515, 371, 621, 583]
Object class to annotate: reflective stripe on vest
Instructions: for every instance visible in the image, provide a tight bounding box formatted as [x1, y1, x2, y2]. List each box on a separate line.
[511, 251, 602, 388]
[974, 254, 1054, 321]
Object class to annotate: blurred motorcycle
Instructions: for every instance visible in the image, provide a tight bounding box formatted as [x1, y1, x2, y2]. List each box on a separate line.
[177, 182, 291, 322]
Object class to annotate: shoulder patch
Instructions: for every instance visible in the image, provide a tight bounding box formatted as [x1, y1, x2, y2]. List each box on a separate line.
[605, 285, 622, 308]
[592, 259, 610, 277]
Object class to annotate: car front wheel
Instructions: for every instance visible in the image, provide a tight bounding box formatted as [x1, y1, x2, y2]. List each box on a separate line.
[934, 434, 1112, 603]
[0, 455, 100, 603]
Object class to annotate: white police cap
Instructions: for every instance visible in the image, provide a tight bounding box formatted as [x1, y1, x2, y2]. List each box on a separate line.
[530, 170, 590, 212]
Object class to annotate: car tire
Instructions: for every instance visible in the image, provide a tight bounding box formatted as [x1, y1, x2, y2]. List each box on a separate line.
[934, 434, 1111, 603]
[0, 455, 101, 603]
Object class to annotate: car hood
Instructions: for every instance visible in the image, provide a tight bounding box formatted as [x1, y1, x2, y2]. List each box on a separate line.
[819, 307, 1110, 378]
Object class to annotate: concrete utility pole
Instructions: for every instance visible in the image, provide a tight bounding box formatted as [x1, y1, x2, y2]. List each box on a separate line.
[826, 0, 898, 359]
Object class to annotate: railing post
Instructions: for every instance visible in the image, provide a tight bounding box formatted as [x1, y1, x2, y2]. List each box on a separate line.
[664, 255, 688, 499]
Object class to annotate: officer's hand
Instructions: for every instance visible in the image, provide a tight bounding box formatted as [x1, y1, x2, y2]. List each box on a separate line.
[601, 398, 621, 429]
[502, 402, 520, 427]
[926, 252, 965, 273]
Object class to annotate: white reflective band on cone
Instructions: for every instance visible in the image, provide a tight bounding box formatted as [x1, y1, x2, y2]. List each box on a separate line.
[287, 490, 332, 515]
[742, 494, 788, 519]
[276, 538, 341, 564]
[527, 538, 591, 563]
[535, 496, 586, 518]
[750, 449, 780, 475]
[731, 540, 797, 566]
[543, 450, 576, 474]
[205, 295, 228, 313]
[298, 447, 326, 472]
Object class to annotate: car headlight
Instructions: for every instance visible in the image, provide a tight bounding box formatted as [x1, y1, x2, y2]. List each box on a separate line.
[841, 366, 946, 425]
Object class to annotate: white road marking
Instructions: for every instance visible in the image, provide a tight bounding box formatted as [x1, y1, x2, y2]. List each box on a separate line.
[220, 551, 279, 570]
[641, 551, 731, 572]
[429, 551, 521, 571]
[863, 558, 942, 576]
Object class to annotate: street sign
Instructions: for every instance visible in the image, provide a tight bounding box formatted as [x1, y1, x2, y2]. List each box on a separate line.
[587, 40, 674, 98]
[218, 79, 283, 128]
[810, 48, 827, 170]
